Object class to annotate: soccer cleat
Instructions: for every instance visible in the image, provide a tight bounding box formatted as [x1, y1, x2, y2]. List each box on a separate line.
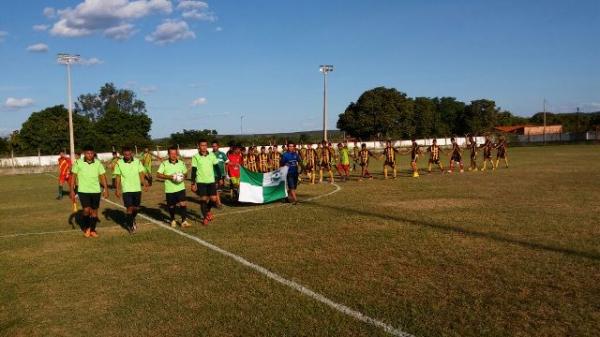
[206, 212, 214, 221]
[412, 172, 420, 178]
[83, 228, 91, 238]
[89, 231, 98, 238]
[202, 218, 210, 226]
[170, 220, 178, 228]
[460, 169, 464, 173]
[181, 220, 191, 228]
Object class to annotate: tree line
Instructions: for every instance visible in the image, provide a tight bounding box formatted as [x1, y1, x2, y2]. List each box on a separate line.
[4, 83, 153, 156]
[336, 87, 600, 140]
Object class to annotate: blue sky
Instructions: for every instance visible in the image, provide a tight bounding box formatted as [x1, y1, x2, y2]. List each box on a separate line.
[0, 0, 599, 138]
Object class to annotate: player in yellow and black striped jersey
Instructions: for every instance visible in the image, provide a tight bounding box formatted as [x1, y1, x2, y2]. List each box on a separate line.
[409, 139, 422, 178]
[318, 140, 335, 183]
[427, 139, 444, 173]
[303, 144, 317, 184]
[246, 146, 258, 172]
[382, 140, 399, 179]
[466, 135, 478, 171]
[258, 146, 270, 173]
[270, 147, 282, 171]
[479, 135, 495, 171]
[494, 136, 509, 169]
[298, 144, 307, 178]
[448, 137, 464, 173]
[358, 143, 376, 180]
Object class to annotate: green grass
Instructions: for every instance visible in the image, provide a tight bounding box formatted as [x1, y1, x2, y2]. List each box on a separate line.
[1, 145, 599, 337]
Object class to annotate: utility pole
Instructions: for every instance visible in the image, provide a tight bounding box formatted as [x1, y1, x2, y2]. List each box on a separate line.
[240, 114, 244, 136]
[57, 53, 80, 161]
[543, 98, 547, 145]
[319, 65, 334, 141]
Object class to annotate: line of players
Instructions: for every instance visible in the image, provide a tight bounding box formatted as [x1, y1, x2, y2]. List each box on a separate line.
[237, 135, 509, 183]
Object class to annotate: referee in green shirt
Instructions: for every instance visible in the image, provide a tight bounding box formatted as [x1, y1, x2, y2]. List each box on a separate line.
[69, 145, 109, 238]
[113, 146, 148, 234]
[157, 146, 190, 228]
[191, 139, 219, 226]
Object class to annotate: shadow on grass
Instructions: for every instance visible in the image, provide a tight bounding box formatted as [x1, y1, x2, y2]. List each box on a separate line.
[101, 208, 129, 231]
[302, 200, 600, 262]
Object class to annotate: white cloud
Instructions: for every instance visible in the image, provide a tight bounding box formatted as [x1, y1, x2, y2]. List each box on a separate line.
[26, 43, 49, 52]
[79, 57, 104, 66]
[177, 1, 208, 10]
[33, 24, 49, 31]
[182, 9, 216, 21]
[140, 85, 158, 94]
[43, 7, 56, 18]
[215, 26, 222, 32]
[191, 97, 207, 106]
[177, 0, 216, 21]
[0, 31, 7, 43]
[145, 19, 195, 45]
[49, 0, 172, 39]
[4, 97, 34, 109]
[103, 23, 137, 40]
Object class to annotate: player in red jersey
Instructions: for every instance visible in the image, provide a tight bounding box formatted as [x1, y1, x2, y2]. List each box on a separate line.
[227, 145, 243, 189]
[57, 151, 72, 200]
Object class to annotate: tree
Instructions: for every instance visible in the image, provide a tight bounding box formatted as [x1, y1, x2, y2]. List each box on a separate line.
[413, 97, 436, 138]
[18, 105, 95, 154]
[462, 99, 499, 135]
[435, 97, 466, 136]
[0, 137, 9, 156]
[337, 87, 413, 139]
[75, 82, 146, 122]
[94, 108, 152, 150]
[169, 129, 218, 148]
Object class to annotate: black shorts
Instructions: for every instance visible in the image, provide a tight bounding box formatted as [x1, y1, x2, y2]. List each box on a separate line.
[79, 192, 101, 209]
[123, 192, 141, 208]
[451, 154, 462, 162]
[429, 159, 440, 165]
[384, 161, 396, 167]
[196, 183, 217, 197]
[287, 172, 299, 190]
[166, 190, 186, 206]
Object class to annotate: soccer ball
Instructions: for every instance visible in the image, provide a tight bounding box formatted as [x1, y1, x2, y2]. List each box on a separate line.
[172, 172, 185, 183]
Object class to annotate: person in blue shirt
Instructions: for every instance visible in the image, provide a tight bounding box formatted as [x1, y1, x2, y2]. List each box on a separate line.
[280, 141, 300, 204]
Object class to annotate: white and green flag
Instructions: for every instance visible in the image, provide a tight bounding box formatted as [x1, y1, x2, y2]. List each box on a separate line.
[239, 166, 288, 204]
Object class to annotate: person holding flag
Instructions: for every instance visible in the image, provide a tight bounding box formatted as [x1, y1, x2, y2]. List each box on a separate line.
[280, 142, 300, 204]
[113, 146, 148, 234]
[70, 145, 109, 238]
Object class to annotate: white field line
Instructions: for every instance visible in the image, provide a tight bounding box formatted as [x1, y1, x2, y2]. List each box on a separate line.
[103, 188, 414, 337]
[45, 172, 414, 336]
[0, 224, 152, 239]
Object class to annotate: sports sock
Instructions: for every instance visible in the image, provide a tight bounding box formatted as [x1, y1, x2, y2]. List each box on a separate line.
[82, 215, 90, 230]
[168, 207, 176, 221]
[90, 216, 98, 231]
[200, 201, 208, 217]
[58, 186, 63, 198]
[180, 206, 187, 221]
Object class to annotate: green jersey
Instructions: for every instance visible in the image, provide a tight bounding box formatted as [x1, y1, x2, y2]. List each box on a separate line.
[191, 152, 218, 184]
[339, 147, 350, 165]
[157, 159, 188, 193]
[213, 150, 227, 178]
[71, 158, 106, 193]
[113, 158, 144, 193]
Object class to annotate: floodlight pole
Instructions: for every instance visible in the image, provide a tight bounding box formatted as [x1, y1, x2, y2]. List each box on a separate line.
[240, 114, 244, 136]
[319, 65, 334, 141]
[543, 99, 547, 145]
[57, 53, 80, 161]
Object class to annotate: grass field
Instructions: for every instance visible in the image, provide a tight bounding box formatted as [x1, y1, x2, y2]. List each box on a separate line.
[1, 145, 599, 337]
